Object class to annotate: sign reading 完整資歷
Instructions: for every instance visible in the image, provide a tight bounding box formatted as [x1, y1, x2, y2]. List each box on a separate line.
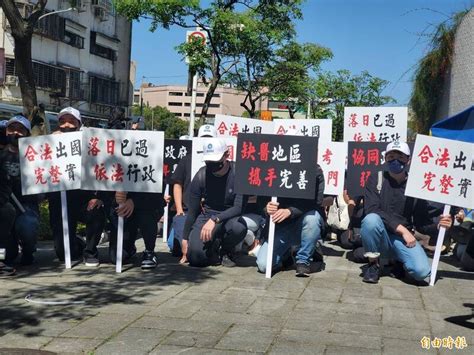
[234, 133, 318, 199]
[81, 128, 164, 193]
[406, 135, 473, 209]
[19, 131, 83, 195]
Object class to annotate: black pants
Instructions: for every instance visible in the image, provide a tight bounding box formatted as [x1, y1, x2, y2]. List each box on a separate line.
[0, 202, 16, 264]
[48, 192, 106, 260]
[109, 208, 160, 254]
[187, 213, 247, 267]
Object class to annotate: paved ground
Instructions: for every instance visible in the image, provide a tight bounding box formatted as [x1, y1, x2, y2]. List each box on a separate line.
[0, 239, 472, 355]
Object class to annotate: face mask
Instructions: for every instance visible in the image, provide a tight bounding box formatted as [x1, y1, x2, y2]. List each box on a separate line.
[60, 126, 77, 133]
[205, 160, 224, 173]
[7, 135, 20, 146]
[387, 159, 406, 174]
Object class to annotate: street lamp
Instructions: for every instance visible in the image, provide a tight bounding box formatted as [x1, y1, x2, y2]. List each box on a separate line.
[37, 7, 75, 21]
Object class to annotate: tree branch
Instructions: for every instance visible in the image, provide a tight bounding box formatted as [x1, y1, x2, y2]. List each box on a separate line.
[26, 0, 47, 34]
[1, 0, 26, 38]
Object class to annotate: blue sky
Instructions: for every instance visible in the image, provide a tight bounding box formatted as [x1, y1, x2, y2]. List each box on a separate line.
[131, 0, 473, 105]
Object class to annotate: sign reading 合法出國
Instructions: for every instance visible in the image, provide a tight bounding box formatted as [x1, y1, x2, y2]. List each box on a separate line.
[214, 114, 274, 137]
[273, 118, 333, 142]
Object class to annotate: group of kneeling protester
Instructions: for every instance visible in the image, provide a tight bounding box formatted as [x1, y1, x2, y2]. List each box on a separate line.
[1, 107, 473, 284]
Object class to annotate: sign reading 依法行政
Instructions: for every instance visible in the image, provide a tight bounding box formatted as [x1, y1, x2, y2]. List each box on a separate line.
[164, 139, 192, 184]
[234, 133, 318, 199]
[273, 119, 332, 141]
[81, 128, 164, 193]
[346, 141, 414, 198]
[343, 107, 408, 143]
[318, 141, 347, 196]
[214, 114, 274, 137]
[406, 135, 473, 209]
[19, 132, 83, 195]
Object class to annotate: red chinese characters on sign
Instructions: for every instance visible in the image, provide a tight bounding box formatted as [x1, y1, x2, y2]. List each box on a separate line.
[107, 140, 115, 155]
[34, 167, 47, 185]
[111, 163, 124, 182]
[94, 163, 109, 181]
[439, 174, 454, 195]
[322, 149, 332, 165]
[264, 168, 277, 187]
[88, 137, 101, 156]
[259, 142, 269, 162]
[241, 141, 256, 161]
[328, 171, 338, 187]
[362, 115, 370, 126]
[367, 149, 379, 166]
[348, 113, 358, 127]
[40, 143, 53, 160]
[360, 171, 371, 188]
[418, 145, 434, 163]
[435, 148, 450, 167]
[352, 149, 365, 166]
[217, 122, 228, 135]
[229, 123, 239, 136]
[49, 165, 62, 184]
[24, 145, 38, 162]
[422, 172, 436, 192]
[248, 167, 261, 186]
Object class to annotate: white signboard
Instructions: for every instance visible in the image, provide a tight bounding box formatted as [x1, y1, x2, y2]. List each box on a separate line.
[318, 141, 347, 195]
[19, 132, 82, 195]
[191, 137, 237, 179]
[406, 135, 473, 209]
[343, 107, 408, 143]
[81, 128, 164, 193]
[215, 114, 274, 137]
[273, 119, 333, 142]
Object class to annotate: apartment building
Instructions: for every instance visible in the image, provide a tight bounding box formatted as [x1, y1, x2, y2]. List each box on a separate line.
[0, 0, 133, 118]
[134, 83, 269, 120]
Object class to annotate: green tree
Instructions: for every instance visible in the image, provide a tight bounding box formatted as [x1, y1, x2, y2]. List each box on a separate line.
[311, 70, 396, 141]
[0, 0, 47, 118]
[115, 0, 304, 123]
[264, 41, 333, 118]
[132, 105, 188, 139]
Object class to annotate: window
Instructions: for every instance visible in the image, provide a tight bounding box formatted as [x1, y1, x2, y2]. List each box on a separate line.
[90, 32, 116, 61]
[209, 103, 220, 108]
[35, 13, 65, 41]
[168, 102, 182, 106]
[184, 103, 191, 107]
[183, 113, 190, 117]
[5, 58, 16, 76]
[212, 93, 221, 98]
[68, 70, 84, 100]
[33, 62, 67, 95]
[90, 76, 119, 105]
[197, 93, 204, 97]
[169, 92, 183, 96]
[63, 31, 84, 49]
[207, 114, 216, 118]
[174, 113, 182, 117]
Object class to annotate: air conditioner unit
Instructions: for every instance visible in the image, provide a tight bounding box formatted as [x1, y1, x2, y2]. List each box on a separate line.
[4, 75, 19, 86]
[94, 7, 108, 21]
[75, 0, 88, 12]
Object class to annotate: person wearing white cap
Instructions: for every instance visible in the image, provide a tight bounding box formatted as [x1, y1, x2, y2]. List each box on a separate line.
[182, 138, 247, 267]
[360, 141, 453, 284]
[48, 107, 107, 266]
[0, 115, 39, 269]
[170, 125, 216, 263]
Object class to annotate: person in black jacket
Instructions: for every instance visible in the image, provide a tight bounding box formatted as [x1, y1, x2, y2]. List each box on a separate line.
[256, 164, 326, 277]
[48, 107, 107, 266]
[183, 138, 247, 267]
[361, 141, 452, 284]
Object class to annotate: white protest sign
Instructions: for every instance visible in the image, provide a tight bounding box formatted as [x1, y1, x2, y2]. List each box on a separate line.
[191, 137, 237, 179]
[273, 119, 333, 141]
[343, 107, 408, 143]
[318, 141, 347, 195]
[81, 128, 164, 193]
[215, 114, 274, 136]
[406, 135, 473, 209]
[19, 132, 82, 195]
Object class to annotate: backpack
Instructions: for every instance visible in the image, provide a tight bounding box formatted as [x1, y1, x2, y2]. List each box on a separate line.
[327, 194, 351, 231]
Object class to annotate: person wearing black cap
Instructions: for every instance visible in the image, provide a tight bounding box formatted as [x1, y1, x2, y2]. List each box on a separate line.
[361, 141, 453, 284]
[48, 107, 107, 266]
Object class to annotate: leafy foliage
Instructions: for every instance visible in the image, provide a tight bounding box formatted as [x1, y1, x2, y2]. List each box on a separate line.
[311, 70, 396, 141]
[132, 105, 188, 138]
[410, 10, 469, 134]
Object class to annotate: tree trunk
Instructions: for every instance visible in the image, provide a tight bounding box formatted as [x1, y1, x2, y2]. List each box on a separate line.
[199, 74, 219, 124]
[13, 35, 37, 118]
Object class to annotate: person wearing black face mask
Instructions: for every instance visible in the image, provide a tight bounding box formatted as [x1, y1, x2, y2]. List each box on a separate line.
[0, 115, 40, 267]
[360, 141, 453, 285]
[48, 107, 108, 267]
[182, 138, 247, 267]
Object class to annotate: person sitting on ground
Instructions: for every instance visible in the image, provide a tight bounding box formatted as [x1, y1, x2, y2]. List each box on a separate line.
[0, 115, 41, 266]
[171, 124, 217, 264]
[361, 141, 453, 284]
[183, 138, 247, 267]
[256, 164, 325, 277]
[452, 208, 474, 271]
[48, 107, 107, 266]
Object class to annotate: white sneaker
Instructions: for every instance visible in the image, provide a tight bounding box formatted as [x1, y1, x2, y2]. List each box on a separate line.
[248, 243, 261, 258]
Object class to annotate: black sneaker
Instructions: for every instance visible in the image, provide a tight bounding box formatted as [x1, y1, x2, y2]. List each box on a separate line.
[221, 253, 236, 268]
[84, 255, 100, 267]
[363, 263, 380, 284]
[141, 250, 158, 269]
[296, 263, 311, 277]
